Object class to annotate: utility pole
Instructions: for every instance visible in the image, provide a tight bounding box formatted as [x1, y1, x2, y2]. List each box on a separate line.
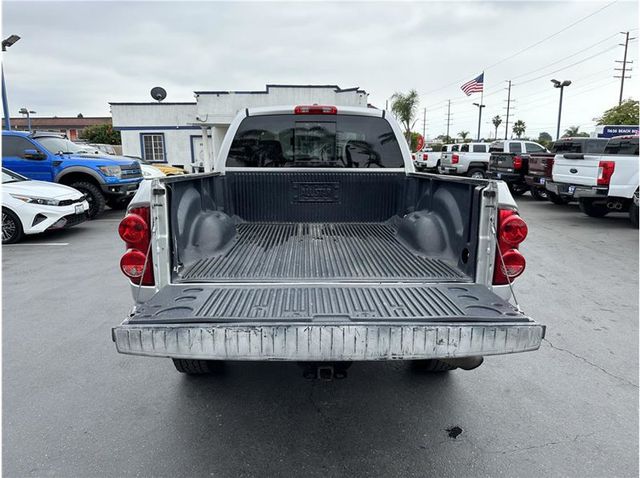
[615, 31, 635, 105]
[422, 107, 426, 139]
[446, 100, 451, 140]
[504, 80, 512, 140]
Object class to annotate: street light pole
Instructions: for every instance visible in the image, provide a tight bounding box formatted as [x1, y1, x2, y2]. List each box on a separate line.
[19, 107, 36, 132]
[473, 102, 486, 141]
[2, 35, 21, 130]
[551, 79, 572, 140]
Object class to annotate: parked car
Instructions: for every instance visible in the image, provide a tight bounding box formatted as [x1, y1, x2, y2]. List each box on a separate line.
[140, 163, 166, 179]
[414, 144, 453, 172]
[2, 168, 89, 244]
[112, 104, 544, 377]
[546, 135, 639, 226]
[2, 131, 142, 218]
[439, 142, 491, 178]
[487, 140, 548, 196]
[525, 138, 609, 203]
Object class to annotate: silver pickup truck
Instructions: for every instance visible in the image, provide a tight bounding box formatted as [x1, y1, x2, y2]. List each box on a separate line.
[112, 105, 544, 378]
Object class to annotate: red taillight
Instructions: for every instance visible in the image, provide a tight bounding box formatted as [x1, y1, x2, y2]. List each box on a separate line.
[118, 205, 154, 285]
[493, 209, 528, 285]
[294, 105, 337, 115]
[597, 160, 615, 186]
[118, 213, 148, 247]
[500, 214, 528, 246]
[452, 154, 459, 164]
[513, 155, 523, 170]
[412, 154, 416, 160]
[120, 249, 147, 278]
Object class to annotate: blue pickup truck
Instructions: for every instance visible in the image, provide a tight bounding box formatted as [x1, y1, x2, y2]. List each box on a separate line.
[2, 131, 142, 217]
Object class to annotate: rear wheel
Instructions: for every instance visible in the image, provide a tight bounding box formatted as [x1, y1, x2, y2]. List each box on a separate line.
[467, 168, 486, 179]
[2, 208, 23, 244]
[172, 358, 225, 375]
[70, 181, 105, 219]
[529, 187, 548, 201]
[579, 198, 609, 218]
[410, 359, 458, 373]
[547, 192, 570, 205]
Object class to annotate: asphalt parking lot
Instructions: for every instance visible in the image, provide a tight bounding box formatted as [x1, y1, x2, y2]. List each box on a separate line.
[3, 196, 638, 478]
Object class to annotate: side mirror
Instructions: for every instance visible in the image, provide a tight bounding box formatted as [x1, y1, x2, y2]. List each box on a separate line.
[23, 149, 46, 160]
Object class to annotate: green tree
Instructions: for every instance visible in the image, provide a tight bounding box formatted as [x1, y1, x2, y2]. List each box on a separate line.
[512, 120, 526, 138]
[537, 132, 553, 148]
[79, 124, 121, 145]
[458, 130, 470, 141]
[435, 134, 452, 143]
[390, 90, 419, 143]
[597, 99, 639, 125]
[563, 125, 588, 137]
[492, 115, 502, 140]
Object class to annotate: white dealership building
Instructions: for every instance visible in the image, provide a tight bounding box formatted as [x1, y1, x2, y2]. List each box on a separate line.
[110, 84, 369, 171]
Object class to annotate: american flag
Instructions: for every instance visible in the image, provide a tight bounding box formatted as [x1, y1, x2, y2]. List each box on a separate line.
[461, 73, 484, 96]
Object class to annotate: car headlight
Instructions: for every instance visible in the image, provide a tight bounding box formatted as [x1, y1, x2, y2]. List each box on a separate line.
[10, 194, 60, 206]
[98, 165, 122, 178]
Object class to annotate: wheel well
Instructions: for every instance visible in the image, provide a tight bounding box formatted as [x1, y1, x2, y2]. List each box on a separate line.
[468, 163, 487, 170]
[57, 172, 101, 188]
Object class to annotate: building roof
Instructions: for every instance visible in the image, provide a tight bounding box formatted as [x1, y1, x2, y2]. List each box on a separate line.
[194, 84, 368, 95]
[8, 117, 111, 127]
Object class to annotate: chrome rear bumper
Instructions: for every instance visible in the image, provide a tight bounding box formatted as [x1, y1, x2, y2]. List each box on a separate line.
[113, 322, 544, 361]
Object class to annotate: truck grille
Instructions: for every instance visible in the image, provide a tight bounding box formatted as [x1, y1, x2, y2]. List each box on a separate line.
[121, 163, 143, 180]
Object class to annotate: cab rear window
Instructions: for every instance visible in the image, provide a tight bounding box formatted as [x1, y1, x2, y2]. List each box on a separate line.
[604, 137, 639, 155]
[227, 114, 404, 168]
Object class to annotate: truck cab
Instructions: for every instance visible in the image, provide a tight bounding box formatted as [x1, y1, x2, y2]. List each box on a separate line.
[2, 131, 143, 217]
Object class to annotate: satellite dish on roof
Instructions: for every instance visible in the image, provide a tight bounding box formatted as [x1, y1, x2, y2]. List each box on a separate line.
[150, 86, 167, 102]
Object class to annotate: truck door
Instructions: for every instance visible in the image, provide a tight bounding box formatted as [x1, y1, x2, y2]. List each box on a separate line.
[1, 135, 53, 181]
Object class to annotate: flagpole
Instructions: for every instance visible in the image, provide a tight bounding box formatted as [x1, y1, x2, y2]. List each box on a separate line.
[475, 72, 485, 141]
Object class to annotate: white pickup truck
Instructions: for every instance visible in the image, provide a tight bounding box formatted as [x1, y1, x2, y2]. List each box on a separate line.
[112, 105, 544, 378]
[546, 135, 639, 226]
[414, 144, 454, 172]
[440, 142, 491, 178]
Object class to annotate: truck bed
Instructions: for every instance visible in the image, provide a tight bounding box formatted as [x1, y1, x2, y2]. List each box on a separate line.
[179, 221, 468, 282]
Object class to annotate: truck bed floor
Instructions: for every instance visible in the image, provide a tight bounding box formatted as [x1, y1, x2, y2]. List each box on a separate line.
[179, 222, 469, 283]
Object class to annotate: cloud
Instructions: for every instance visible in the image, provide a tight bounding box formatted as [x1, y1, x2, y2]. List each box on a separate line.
[3, 0, 638, 138]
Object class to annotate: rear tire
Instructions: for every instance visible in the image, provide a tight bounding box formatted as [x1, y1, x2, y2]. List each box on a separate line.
[70, 181, 106, 219]
[547, 192, 570, 205]
[530, 187, 548, 201]
[172, 358, 225, 375]
[579, 198, 609, 218]
[467, 168, 486, 179]
[410, 359, 458, 373]
[2, 208, 23, 244]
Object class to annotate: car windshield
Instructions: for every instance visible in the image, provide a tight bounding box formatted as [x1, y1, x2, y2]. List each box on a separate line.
[37, 137, 95, 154]
[2, 168, 28, 183]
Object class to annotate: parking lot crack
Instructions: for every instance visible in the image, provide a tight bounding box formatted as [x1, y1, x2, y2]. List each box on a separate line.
[489, 433, 595, 455]
[543, 338, 638, 388]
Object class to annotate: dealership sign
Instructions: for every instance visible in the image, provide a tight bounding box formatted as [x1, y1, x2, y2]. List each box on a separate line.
[598, 125, 639, 138]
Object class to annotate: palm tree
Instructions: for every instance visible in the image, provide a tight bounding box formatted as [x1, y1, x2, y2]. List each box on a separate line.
[512, 120, 526, 138]
[458, 130, 470, 141]
[563, 125, 580, 137]
[390, 90, 419, 144]
[492, 115, 502, 139]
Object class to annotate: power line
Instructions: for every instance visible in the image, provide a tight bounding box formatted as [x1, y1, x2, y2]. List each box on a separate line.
[421, 0, 618, 97]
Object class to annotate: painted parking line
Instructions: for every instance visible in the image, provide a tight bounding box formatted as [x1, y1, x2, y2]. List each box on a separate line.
[3, 242, 69, 247]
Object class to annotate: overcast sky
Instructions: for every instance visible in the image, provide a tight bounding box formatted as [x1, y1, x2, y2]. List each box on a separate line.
[3, 0, 638, 139]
